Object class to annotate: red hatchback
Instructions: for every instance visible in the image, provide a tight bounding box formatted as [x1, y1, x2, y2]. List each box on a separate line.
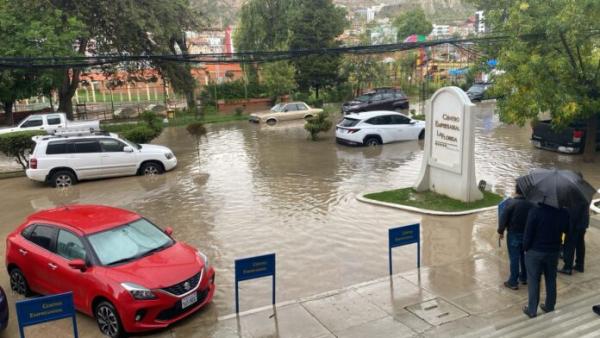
[5, 205, 215, 337]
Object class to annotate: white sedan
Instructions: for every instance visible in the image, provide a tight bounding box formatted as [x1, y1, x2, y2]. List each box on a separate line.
[335, 111, 425, 146]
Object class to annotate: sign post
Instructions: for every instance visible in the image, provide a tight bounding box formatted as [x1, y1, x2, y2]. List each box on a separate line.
[388, 224, 420, 275]
[16, 292, 78, 338]
[234, 253, 276, 313]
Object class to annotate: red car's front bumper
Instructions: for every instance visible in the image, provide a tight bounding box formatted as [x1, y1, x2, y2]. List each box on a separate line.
[120, 267, 216, 333]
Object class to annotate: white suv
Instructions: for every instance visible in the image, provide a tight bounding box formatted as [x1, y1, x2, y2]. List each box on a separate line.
[336, 111, 426, 146]
[27, 132, 177, 187]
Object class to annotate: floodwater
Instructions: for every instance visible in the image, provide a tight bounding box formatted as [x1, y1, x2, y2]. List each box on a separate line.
[0, 102, 598, 337]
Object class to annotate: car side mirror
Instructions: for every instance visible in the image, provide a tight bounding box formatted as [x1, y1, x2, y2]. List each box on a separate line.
[69, 259, 87, 272]
[165, 226, 174, 236]
[123, 146, 134, 153]
[410, 121, 416, 125]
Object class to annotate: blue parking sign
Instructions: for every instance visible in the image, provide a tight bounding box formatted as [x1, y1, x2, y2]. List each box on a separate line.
[16, 292, 78, 338]
[234, 253, 276, 313]
[389, 224, 420, 275]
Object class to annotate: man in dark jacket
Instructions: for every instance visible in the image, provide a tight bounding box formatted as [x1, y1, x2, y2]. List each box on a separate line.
[498, 184, 534, 290]
[522, 203, 569, 318]
[559, 203, 589, 274]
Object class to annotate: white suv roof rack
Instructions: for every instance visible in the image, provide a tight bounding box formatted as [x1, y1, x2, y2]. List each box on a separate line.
[33, 130, 112, 142]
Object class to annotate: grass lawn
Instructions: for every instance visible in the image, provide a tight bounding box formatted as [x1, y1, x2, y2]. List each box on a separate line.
[167, 113, 249, 127]
[364, 188, 503, 212]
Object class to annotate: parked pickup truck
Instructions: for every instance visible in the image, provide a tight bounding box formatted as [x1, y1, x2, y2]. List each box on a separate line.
[531, 118, 600, 154]
[0, 113, 100, 135]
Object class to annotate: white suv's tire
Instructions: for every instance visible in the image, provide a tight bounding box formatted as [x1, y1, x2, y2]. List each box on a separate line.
[50, 170, 77, 188]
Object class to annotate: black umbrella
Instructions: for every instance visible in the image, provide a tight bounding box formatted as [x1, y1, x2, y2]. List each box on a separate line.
[517, 168, 596, 209]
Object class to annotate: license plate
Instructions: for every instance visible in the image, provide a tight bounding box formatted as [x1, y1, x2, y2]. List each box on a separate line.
[181, 292, 198, 309]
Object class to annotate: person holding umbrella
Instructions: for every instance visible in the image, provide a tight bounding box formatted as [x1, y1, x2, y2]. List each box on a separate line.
[517, 169, 596, 318]
[498, 183, 534, 290]
[559, 174, 591, 275]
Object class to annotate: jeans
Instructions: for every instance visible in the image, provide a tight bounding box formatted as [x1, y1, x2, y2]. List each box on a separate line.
[563, 229, 586, 270]
[506, 232, 527, 286]
[525, 250, 559, 315]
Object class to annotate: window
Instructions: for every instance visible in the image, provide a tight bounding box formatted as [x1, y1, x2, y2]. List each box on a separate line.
[47, 114, 62, 125]
[100, 139, 126, 152]
[295, 103, 308, 111]
[21, 225, 35, 239]
[283, 104, 295, 112]
[339, 118, 360, 127]
[20, 116, 43, 128]
[381, 93, 395, 100]
[394, 92, 407, 99]
[371, 94, 384, 101]
[28, 225, 57, 251]
[88, 218, 173, 266]
[365, 115, 392, 125]
[73, 140, 100, 153]
[46, 141, 69, 155]
[57, 230, 87, 261]
[390, 115, 411, 124]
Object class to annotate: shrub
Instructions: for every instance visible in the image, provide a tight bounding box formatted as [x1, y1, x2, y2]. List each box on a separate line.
[234, 107, 244, 116]
[186, 122, 207, 138]
[304, 112, 333, 141]
[0, 131, 46, 169]
[120, 125, 160, 144]
[140, 111, 163, 133]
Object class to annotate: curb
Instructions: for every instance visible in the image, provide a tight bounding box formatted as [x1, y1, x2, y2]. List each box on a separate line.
[0, 170, 25, 180]
[356, 193, 497, 216]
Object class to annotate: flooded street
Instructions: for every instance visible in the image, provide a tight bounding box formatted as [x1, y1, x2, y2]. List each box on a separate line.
[0, 102, 599, 337]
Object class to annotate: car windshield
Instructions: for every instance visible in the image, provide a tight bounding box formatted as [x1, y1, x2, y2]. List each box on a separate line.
[87, 218, 173, 266]
[355, 95, 371, 102]
[339, 118, 360, 127]
[468, 84, 486, 93]
[271, 103, 285, 112]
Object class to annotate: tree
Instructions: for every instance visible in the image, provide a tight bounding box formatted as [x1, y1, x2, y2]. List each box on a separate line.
[186, 122, 207, 170]
[0, 1, 83, 125]
[234, 0, 291, 52]
[472, 0, 600, 160]
[341, 56, 386, 96]
[260, 61, 297, 100]
[36, 0, 200, 118]
[304, 112, 332, 141]
[288, 0, 348, 98]
[393, 8, 433, 41]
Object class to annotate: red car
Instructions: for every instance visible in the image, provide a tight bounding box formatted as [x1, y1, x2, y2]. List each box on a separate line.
[5, 205, 215, 338]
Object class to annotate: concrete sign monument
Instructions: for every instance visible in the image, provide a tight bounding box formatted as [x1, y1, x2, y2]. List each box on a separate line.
[414, 86, 482, 202]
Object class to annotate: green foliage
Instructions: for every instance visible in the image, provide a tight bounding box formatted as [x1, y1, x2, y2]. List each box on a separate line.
[201, 80, 267, 102]
[287, 0, 348, 97]
[0, 131, 45, 169]
[472, 0, 600, 157]
[364, 188, 504, 212]
[393, 8, 433, 41]
[261, 61, 297, 99]
[341, 56, 387, 95]
[304, 111, 333, 141]
[103, 112, 164, 144]
[0, 0, 84, 124]
[186, 122, 207, 138]
[140, 111, 163, 133]
[120, 125, 161, 144]
[234, 0, 291, 52]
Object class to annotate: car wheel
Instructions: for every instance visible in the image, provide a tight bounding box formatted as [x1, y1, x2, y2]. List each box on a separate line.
[364, 137, 382, 147]
[266, 119, 277, 126]
[419, 130, 425, 140]
[95, 301, 125, 338]
[140, 162, 164, 176]
[304, 115, 313, 120]
[50, 170, 77, 188]
[10, 268, 31, 296]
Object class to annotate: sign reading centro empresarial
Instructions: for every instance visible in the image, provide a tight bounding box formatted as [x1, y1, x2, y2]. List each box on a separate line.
[414, 86, 483, 202]
[16, 292, 78, 338]
[234, 253, 276, 313]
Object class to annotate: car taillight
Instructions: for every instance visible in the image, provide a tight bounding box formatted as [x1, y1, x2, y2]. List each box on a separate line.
[348, 128, 361, 134]
[29, 158, 37, 169]
[573, 130, 584, 143]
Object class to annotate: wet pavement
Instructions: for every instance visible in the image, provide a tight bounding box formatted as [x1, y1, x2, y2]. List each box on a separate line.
[0, 101, 599, 337]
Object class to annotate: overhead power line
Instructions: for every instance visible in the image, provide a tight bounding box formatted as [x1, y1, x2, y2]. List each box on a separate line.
[0, 35, 513, 69]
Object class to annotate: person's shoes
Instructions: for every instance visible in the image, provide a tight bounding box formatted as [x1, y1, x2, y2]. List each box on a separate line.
[574, 266, 584, 273]
[504, 281, 518, 290]
[522, 306, 536, 318]
[540, 303, 554, 313]
[520, 280, 528, 285]
[558, 268, 572, 275]
[593, 305, 600, 316]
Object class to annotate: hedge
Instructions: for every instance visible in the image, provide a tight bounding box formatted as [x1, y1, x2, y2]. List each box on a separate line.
[0, 131, 46, 169]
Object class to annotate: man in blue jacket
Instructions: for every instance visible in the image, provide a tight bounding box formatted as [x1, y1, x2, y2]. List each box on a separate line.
[522, 203, 570, 318]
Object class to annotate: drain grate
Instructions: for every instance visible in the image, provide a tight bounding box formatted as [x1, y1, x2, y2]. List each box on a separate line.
[405, 298, 468, 326]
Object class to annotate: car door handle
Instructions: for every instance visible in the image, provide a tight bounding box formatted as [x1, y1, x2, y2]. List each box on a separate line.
[48, 263, 58, 270]
[18, 248, 28, 256]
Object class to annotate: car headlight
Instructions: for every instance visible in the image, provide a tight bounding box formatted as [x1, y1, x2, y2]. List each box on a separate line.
[121, 282, 157, 300]
[197, 250, 209, 267]
[164, 152, 174, 160]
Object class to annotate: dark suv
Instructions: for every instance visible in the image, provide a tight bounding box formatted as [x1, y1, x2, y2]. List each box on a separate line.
[342, 88, 409, 114]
